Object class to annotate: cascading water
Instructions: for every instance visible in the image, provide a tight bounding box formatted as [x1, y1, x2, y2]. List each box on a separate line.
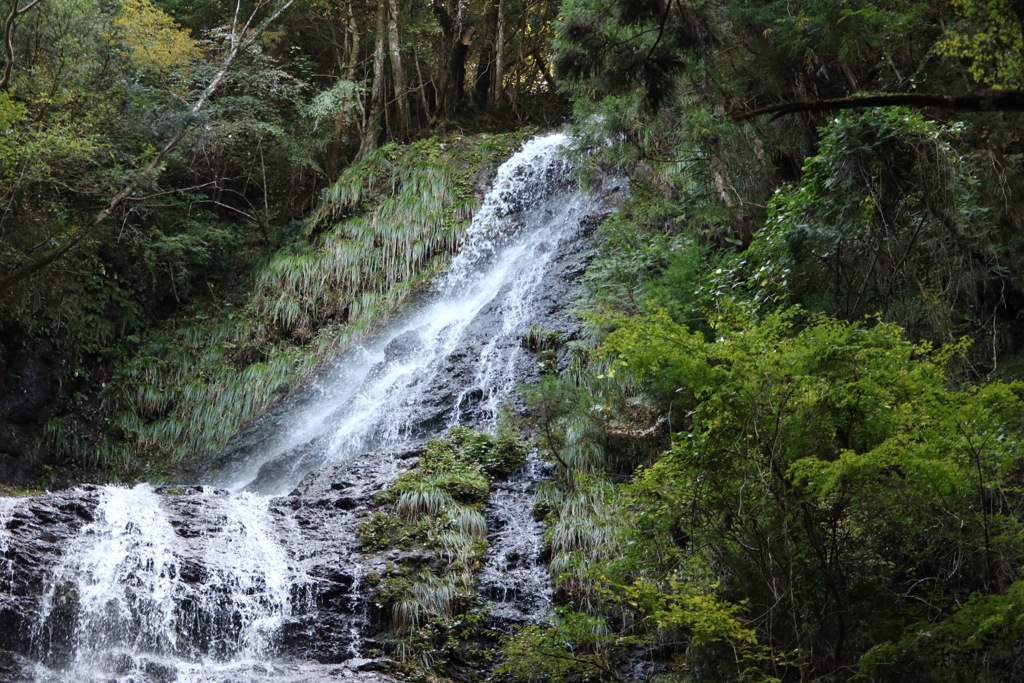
[0, 497, 16, 592]
[212, 132, 596, 496]
[26, 485, 313, 682]
[0, 132, 616, 682]
[478, 450, 553, 627]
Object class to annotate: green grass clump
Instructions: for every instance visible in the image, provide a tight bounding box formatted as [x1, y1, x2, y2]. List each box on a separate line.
[358, 426, 528, 672]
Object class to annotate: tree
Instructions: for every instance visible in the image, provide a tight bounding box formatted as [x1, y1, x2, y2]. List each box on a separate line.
[596, 306, 1024, 677]
[745, 107, 1021, 352]
[937, 0, 1024, 88]
[0, 0, 43, 90]
[387, 0, 410, 139]
[0, 0, 297, 292]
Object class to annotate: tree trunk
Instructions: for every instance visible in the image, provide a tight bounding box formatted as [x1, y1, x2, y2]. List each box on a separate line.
[453, 27, 473, 109]
[344, 4, 360, 80]
[489, 0, 505, 107]
[325, 5, 362, 177]
[413, 48, 431, 122]
[430, 2, 454, 120]
[387, 0, 410, 139]
[359, 0, 388, 157]
[431, 0, 474, 122]
[732, 90, 1024, 121]
[0, 0, 43, 91]
[474, 0, 498, 106]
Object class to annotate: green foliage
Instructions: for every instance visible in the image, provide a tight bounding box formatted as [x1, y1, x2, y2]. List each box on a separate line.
[600, 306, 1024, 675]
[532, 2, 1024, 681]
[18, 132, 520, 479]
[543, 473, 618, 602]
[445, 424, 529, 478]
[392, 572, 463, 633]
[856, 580, 1024, 681]
[578, 188, 702, 317]
[358, 426, 528, 676]
[746, 108, 1018, 352]
[255, 138, 476, 336]
[0, 0, 343, 478]
[521, 375, 609, 476]
[498, 609, 626, 682]
[554, 0, 709, 109]
[392, 438, 490, 509]
[304, 80, 363, 130]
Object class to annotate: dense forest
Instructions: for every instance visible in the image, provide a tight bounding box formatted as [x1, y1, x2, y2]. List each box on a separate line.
[1, 0, 1024, 680]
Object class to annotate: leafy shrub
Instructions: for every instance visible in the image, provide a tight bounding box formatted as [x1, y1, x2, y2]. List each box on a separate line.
[748, 108, 1017, 355]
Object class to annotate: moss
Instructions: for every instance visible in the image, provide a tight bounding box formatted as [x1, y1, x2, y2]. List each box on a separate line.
[358, 426, 529, 678]
[0, 485, 43, 497]
[445, 425, 528, 479]
[359, 511, 416, 552]
[522, 327, 562, 375]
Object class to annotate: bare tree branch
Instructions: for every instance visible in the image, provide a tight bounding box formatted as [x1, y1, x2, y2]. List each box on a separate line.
[732, 91, 1024, 121]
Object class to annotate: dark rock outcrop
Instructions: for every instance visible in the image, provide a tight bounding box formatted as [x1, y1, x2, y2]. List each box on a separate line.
[0, 487, 103, 656]
[0, 453, 413, 682]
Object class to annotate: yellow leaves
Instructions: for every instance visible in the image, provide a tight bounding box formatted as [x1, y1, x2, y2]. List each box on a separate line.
[110, 0, 200, 76]
[935, 0, 1024, 88]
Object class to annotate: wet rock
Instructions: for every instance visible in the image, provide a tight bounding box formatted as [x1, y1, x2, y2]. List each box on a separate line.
[0, 349, 60, 425]
[245, 438, 329, 495]
[0, 489, 101, 655]
[383, 330, 423, 361]
[346, 657, 389, 672]
[143, 658, 179, 682]
[382, 549, 435, 566]
[177, 560, 208, 584]
[333, 496, 359, 510]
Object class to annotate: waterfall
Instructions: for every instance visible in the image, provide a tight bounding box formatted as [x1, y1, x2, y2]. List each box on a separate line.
[0, 132, 614, 682]
[212, 131, 594, 496]
[478, 450, 553, 627]
[25, 485, 313, 682]
[0, 496, 17, 593]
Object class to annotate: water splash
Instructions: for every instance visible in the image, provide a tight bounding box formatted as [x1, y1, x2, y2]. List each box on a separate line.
[0, 496, 19, 592]
[29, 485, 310, 682]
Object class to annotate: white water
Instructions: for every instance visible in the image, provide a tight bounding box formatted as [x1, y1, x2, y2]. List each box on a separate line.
[0, 496, 18, 592]
[14, 132, 597, 681]
[479, 450, 552, 626]
[215, 132, 586, 495]
[29, 485, 310, 682]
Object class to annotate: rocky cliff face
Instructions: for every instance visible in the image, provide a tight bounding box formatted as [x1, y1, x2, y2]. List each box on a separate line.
[0, 133, 622, 682]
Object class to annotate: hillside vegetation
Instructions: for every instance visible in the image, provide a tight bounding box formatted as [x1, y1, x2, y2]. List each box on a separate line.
[494, 0, 1024, 680]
